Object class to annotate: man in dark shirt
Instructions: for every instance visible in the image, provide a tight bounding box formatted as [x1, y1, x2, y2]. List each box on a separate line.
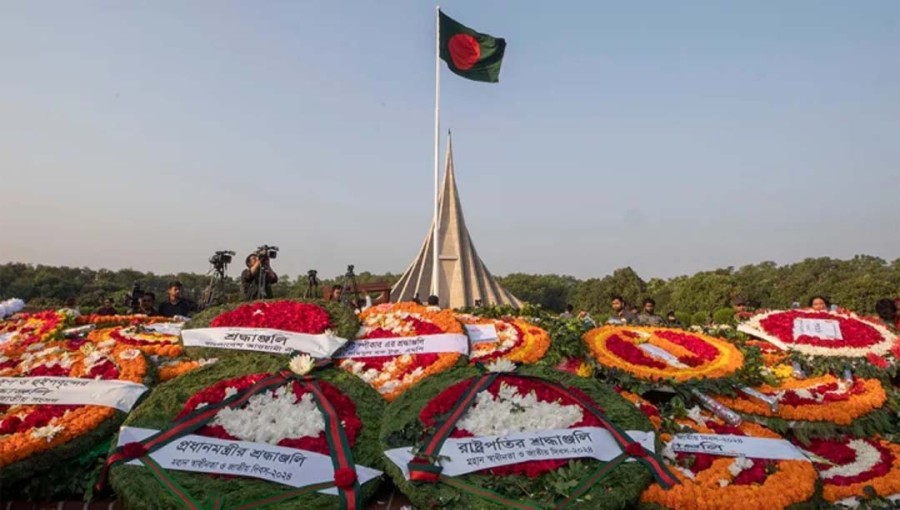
[96, 298, 117, 316]
[138, 292, 158, 316]
[158, 281, 198, 318]
[241, 253, 278, 300]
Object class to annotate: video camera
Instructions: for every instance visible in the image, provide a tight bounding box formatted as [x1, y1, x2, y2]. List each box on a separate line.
[307, 269, 319, 286]
[255, 245, 279, 263]
[345, 264, 355, 278]
[209, 250, 235, 268]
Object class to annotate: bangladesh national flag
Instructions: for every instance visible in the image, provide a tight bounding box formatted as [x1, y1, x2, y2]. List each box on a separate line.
[439, 11, 506, 83]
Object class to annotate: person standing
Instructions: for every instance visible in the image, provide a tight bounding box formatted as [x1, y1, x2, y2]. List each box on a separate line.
[241, 252, 278, 300]
[96, 298, 117, 316]
[137, 292, 158, 316]
[606, 295, 636, 325]
[636, 298, 664, 326]
[158, 281, 198, 318]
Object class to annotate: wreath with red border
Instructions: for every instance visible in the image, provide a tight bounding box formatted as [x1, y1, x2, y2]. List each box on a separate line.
[379, 364, 674, 509]
[106, 355, 384, 510]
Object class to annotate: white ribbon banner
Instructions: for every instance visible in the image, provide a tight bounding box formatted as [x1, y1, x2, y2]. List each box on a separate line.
[333, 333, 469, 359]
[384, 427, 656, 480]
[118, 427, 382, 495]
[637, 343, 689, 368]
[670, 433, 810, 461]
[181, 328, 347, 358]
[792, 318, 843, 341]
[464, 324, 499, 344]
[144, 322, 184, 336]
[0, 377, 148, 412]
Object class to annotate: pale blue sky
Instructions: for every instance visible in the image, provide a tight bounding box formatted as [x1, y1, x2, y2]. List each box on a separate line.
[1, 1, 898, 281]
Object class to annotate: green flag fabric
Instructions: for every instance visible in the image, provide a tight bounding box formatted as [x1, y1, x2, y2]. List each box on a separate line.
[439, 11, 506, 83]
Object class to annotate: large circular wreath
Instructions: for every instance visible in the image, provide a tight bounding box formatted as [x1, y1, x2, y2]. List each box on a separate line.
[738, 309, 899, 359]
[338, 302, 465, 401]
[583, 326, 745, 384]
[711, 374, 893, 438]
[0, 339, 152, 497]
[456, 314, 551, 365]
[108, 356, 385, 510]
[183, 299, 359, 359]
[797, 435, 900, 505]
[379, 365, 656, 509]
[640, 409, 818, 510]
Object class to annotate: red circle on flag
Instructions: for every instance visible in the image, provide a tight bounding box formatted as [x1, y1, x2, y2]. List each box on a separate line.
[448, 33, 480, 70]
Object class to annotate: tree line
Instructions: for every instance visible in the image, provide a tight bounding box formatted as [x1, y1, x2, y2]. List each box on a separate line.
[0, 255, 897, 317]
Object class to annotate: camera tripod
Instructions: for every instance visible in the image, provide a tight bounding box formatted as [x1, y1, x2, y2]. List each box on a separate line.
[304, 270, 320, 299]
[335, 265, 360, 307]
[201, 262, 229, 309]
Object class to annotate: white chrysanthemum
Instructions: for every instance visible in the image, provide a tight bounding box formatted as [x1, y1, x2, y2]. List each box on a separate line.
[212, 386, 325, 444]
[486, 359, 516, 373]
[31, 423, 65, 442]
[456, 382, 583, 436]
[289, 354, 315, 376]
[728, 456, 753, 477]
[685, 406, 706, 426]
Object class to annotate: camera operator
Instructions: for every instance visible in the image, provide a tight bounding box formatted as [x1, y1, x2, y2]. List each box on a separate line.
[158, 281, 199, 318]
[241, 250, 278, 300]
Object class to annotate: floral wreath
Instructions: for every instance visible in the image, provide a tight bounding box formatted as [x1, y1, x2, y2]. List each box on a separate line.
[456, 314, 551, 365]
[103, 355, 385, 510]
[0, 339, 150, 493]
[797, 435, 900, 506]
[738, 309, 899, 360]
[183, 299, 359, 359]
[338, 302, 464, 401]
[0, 310, 68, 355]
[711, 374, 892, 437]
[88, 325, 184, 358]
[640, 408, 818, 510]
[75, 314, 171, 328]
[380, 364, 676, 509]
[583, 326, 745, 383]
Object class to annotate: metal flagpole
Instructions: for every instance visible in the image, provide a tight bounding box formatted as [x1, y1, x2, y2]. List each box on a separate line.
[431, 5, 441, 297]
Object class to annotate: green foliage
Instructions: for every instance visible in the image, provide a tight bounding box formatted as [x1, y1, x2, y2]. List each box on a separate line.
[497, 273, 579, 312]
[712, 308, 735, 325]
[4, 255, 899, 318]
[690, 311, 709, 327]
[674, 311, 692, 327]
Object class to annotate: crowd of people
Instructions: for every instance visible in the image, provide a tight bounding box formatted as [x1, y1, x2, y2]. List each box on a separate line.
[66, 281, 200, 319]
[560, 294, 900, 331]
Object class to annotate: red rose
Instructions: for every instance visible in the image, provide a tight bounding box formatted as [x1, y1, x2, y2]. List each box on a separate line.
[333, 467, 357, 488]
[0, 416, 22, 434]
[625, 442, 646, 457]
[121, 441, 148, 459]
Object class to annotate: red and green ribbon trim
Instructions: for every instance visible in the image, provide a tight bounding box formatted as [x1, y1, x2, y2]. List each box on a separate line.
[408, 372, 497, 480]
[408, 372, 678, 509]
[99, 371, 362, 509]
